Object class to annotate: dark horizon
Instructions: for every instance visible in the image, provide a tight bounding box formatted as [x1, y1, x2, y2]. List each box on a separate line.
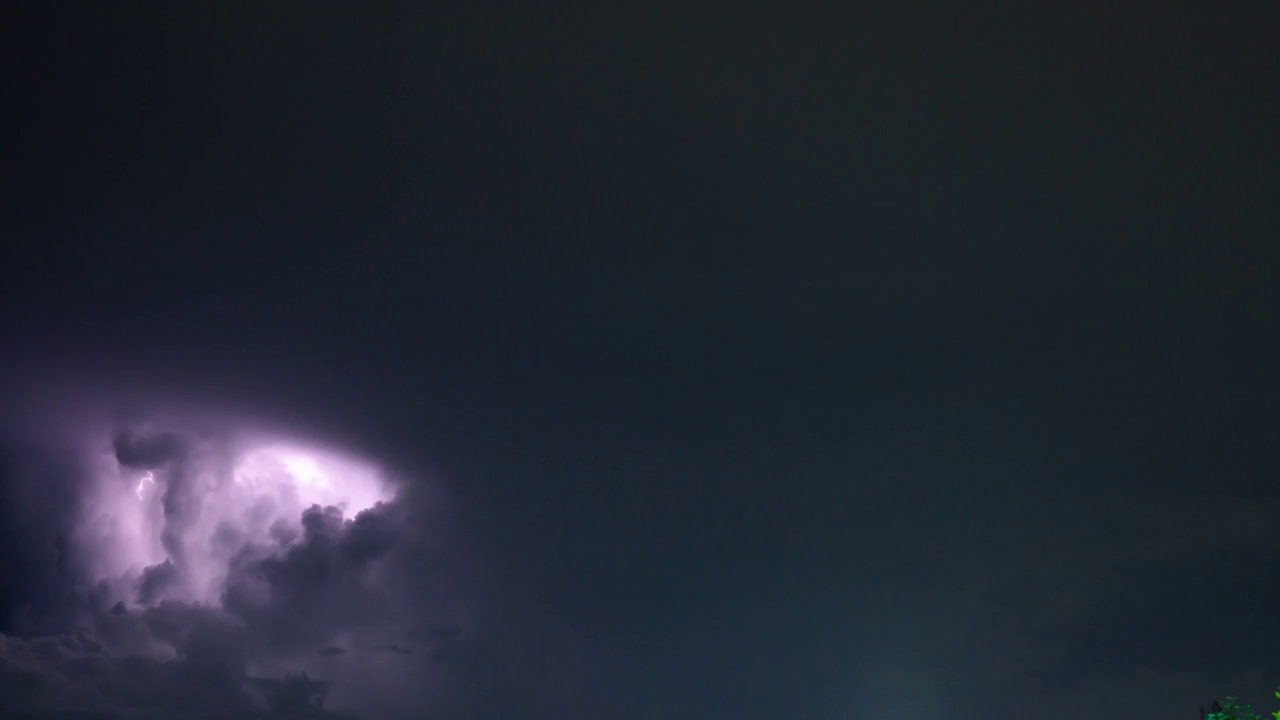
[2, 3, 1277, 718]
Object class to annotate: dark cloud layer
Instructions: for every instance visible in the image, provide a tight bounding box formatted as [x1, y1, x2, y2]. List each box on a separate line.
[0, 612, 360, 719]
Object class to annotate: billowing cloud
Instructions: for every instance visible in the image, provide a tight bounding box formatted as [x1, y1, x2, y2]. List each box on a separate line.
[0, 377, 471, 719]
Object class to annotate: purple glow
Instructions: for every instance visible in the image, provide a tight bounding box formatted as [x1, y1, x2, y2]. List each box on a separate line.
[0, 361, 472, 718]
[72, 423, 397, 608]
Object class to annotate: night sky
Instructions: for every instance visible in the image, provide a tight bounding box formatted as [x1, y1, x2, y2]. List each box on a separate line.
[1, 3, 1277, 719]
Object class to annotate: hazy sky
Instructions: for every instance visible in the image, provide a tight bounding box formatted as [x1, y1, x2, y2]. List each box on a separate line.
[2, 3, 1277, 719]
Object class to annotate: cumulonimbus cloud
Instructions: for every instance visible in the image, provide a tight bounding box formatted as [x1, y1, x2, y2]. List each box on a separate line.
[0, 371, 469, 719]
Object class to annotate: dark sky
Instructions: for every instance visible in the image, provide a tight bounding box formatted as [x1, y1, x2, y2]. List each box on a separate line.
[2, 2, 1277, 718]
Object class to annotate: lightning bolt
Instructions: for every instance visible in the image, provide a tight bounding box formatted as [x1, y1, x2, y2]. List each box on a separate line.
[136, 470, 154, 500]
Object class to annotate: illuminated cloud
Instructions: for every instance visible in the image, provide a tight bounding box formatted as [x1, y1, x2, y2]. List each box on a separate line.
[71, 423, 398, 612]
[0, 370, 470, 719]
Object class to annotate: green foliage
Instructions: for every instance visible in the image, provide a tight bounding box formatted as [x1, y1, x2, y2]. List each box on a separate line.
[1201, 688, 1280, 720]
[1204, 697, 1259, 720]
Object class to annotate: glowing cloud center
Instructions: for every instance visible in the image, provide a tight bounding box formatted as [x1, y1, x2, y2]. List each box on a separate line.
[230, 443, 391, 520]
[82, 434, 396, 608]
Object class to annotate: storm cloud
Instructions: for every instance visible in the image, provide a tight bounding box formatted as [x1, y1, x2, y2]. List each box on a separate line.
[0, 605, 358, 719]
[0, 380, 471, 719]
